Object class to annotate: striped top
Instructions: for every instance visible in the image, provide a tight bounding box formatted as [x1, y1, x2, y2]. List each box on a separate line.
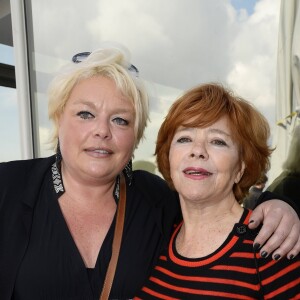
[135, 209, 300, 299]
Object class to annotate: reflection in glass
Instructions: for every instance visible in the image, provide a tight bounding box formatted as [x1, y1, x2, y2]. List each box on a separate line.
[0, 86, 21, 162]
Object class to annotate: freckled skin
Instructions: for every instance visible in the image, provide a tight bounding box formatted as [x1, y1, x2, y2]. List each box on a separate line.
[169, 116, 245, 205]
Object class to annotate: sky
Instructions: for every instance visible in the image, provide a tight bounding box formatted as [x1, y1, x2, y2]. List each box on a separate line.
[231, 0, 256, 15]
[0, 0, 281, 163]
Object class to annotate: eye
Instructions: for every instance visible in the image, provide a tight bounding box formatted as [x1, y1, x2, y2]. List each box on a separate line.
[112, 117, 129, 126]
[211, 139, 227, 146]
[77, 111, 94, 119]
[177, 137, 192, 143]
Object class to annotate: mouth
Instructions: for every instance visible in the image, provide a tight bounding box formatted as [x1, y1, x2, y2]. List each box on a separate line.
[93, 149, 112, 154]
[183, 168, 212, 176]
[85, 147, 113, 155]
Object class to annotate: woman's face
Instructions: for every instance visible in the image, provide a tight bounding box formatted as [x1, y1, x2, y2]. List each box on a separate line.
[58, 75, 135, 184]
[169, 116, 245, 204]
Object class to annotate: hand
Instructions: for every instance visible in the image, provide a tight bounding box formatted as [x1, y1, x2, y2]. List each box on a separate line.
[248, 200, 300, 260]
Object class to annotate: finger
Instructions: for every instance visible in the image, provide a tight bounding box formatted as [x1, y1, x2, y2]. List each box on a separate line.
[252, 210, 284, 251]
[248, 206, 264, 230]
[256, 209, 299, 258]
[269, 224, 299, 260]
[287, 233, 300, 260]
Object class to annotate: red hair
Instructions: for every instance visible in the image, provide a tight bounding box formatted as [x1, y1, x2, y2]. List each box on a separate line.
[155, 83, 272, 202]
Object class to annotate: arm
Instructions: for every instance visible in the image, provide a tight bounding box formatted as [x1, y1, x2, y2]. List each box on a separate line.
[248, 191, 300, 260]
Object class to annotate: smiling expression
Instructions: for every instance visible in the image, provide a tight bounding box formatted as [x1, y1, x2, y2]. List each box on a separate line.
[58, 75, 135, 184]
[169, 116, 245, 204]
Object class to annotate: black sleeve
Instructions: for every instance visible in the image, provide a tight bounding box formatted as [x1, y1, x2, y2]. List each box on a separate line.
[132, 170, 181, 241]
[255, 191, 300, 218]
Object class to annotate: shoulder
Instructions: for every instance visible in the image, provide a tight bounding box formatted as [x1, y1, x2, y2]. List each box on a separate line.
[0, 156, 55, 183]
[0, 156, 56, 205]
[267, 172, 299, 194]
[280, 173, 300, 185]
[129, 170, 181, 237]
[0, 155, 55, 169]
[131, 170, 178, 205]
[132, 170, 167, 189]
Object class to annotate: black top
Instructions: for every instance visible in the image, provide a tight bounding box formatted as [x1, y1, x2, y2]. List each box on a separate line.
[0, 156, 297, 300]
[267, 170, 300, 212]
[243, 186, 263, 209]
[13, 168, 99, 299]
[0, 156, 180, 300]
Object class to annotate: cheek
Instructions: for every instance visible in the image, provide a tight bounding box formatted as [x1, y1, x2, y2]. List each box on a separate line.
[59, 123, 82, 141]
[226, 160, 243, 183]
[169, 150, 181, 180]
[117, 130, 136, 154]
[58, 121, 88, 152]
[58, 115, 72, 136]
[168, 149, 175, 170]
[214, 154, 239, 176]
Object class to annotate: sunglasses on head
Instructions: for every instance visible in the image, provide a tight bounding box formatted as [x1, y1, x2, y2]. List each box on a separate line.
[72, 51, 139, 77]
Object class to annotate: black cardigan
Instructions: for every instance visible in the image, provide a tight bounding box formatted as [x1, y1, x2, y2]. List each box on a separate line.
[0, 156, 181, 299]
[0, 156, 56, 299]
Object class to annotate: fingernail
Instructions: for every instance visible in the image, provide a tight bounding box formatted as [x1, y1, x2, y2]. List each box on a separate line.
[249, 220, 254, 224]
[289, 254, 295, 260]
[253, 243, 261, 252]
[261, 251, 268, 258]
[274, 254, 281, 261]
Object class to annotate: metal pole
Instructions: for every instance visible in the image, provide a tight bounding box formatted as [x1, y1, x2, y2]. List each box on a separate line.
[10, 0, 34, 159]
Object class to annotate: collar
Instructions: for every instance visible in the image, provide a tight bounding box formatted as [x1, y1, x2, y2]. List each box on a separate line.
[51, 162, 127, 203]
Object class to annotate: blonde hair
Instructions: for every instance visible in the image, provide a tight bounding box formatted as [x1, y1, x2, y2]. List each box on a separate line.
[48, 45, 148, 150]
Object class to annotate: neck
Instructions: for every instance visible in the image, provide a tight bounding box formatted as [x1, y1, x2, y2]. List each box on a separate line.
[61, 165, 116, 209]
[184, 194, 241, 219]
[175, 196, 243, 258]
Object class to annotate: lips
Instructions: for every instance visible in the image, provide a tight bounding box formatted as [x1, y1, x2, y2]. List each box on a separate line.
[93, 149, 111, 154]
[85, 147, 113, 154]
[183, 167, 212, 176]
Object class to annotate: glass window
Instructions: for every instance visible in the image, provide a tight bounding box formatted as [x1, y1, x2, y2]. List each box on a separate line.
[0, 85, 21, 162]
[0, 35, 21, 162]
[24, 0, 280, 173]
[0, 44, 14, 65]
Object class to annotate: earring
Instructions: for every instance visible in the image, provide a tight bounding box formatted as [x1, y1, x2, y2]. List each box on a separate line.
[56, 139, 62, 166]
[123, 159, 133, 186]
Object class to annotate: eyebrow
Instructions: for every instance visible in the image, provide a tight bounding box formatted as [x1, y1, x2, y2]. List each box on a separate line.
[72, 99, 134, 114]
[208, 128, 231, 137]
[72, 100, 96, 108]
[177, 127, 232, 138]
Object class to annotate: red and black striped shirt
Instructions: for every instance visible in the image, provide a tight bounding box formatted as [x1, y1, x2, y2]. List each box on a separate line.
[135, 209, 300, 299]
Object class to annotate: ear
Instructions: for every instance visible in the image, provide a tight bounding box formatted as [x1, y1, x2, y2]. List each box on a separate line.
[58, 114, 63, 126]
[235, 161, 245, 184]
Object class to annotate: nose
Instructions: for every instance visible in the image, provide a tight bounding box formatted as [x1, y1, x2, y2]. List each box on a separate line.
[189, 143, 208, 160]
[94, 120, 112, 139]
[190, 153, 207, 159]
[190, 153, 208, 160]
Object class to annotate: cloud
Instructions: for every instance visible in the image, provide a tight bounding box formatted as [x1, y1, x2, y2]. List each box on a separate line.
[85, 0, 279, 118]
[226, 0, 280, 131]
[1, 0, 281, 162]
[86, 0, 239, 90]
